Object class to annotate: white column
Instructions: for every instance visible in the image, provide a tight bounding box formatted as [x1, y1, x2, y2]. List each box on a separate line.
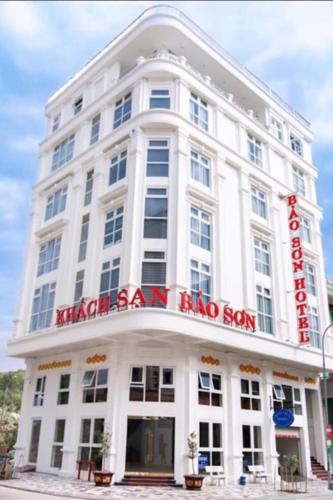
[262, 362, 279, 481]
[14, 360, 35, 466]
[226, 354, 242, 483]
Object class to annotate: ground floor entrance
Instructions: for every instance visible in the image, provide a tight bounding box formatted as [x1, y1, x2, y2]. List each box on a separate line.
[125, 417, 174, 474]
[276, 428, 301, 474]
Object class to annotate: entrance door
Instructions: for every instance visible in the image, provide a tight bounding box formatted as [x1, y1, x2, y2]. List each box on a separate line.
[28, 419, 42, 463]
[125, 417, 174, 474]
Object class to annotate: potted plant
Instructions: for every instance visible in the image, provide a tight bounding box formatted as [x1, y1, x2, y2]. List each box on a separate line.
[93, 430, 114, 487]
[280, 454, 298, 476]
[184, 431, 205, 490]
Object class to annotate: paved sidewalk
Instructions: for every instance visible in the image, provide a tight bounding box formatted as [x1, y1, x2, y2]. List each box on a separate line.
[1, 473, 333, 499]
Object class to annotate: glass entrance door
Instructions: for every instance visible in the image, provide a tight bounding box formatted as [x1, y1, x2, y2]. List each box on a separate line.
[28, 419, 42, 463]
[125, 417, 174, 474]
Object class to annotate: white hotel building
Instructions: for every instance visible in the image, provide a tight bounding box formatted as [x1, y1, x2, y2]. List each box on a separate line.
[7, 5, 333, 485]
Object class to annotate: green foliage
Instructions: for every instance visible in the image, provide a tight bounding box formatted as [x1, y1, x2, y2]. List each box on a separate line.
[97, 430, 112, 471]
[0, 370, 24, 449]
[280, 454, 299, 474]
[187, 432, 199, 475]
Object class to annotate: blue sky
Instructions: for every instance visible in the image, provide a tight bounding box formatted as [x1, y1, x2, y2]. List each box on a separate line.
[1, 1, 333, 371]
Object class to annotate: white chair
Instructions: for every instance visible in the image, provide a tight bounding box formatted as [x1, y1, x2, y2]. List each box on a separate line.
[248, 465, 268, 483]
[205, 465, 226, 485]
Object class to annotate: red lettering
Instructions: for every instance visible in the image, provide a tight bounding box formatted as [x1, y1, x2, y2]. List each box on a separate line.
[245, 313, 256, 331]
[77, 300, 87, 321]
[98, 296, 110, 314]
[299, 330, 310, 344]
[294, 277, 306, 291]
[292, 236, 301, 249]
[206, 301, 220, 318]
[56, 309, 65, 326]
[117, 289, 128, 308]
[296, 303, 307, 315]
[295, 290, 307, 303]
[298, 317, 309, 330]
[65, 307, 76, 323]
[293, 261, 304, 273]
[129, 288, 146, 308]
[223, 306, 233, 325]
[287, 195, 297, 206]
[291, 247, 303, 261]
[179, 291, 193, 312]
[234, 310, 245, 327]
[150, 287, 170, 306]
[87, 300, 97, 317]
[288, 207, 299, 221]
[194, 293, 206, 315]
[289, 219, 300, 231]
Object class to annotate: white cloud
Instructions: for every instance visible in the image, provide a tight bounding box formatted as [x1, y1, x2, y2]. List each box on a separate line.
[0, 177, 30, 222]
[9, 136, 39, 153]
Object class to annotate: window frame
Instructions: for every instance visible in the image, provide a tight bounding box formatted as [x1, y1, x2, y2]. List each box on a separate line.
[254, 237, 270, 276]
[190, 92, 208, 131]
[270, 116, 283, 141]
[33, 376, 46, 407]
[103, 206, 124, 247]
[242, 424, 264, 473]
[113, 92, 132, 129]
[84, 170, 94, 206]
[109, 149, 127, 185]
[73, 96, 83, 115]
[82, 368, 108, 404]
[78, 214, 90, 262]
[240, 378, 262, 411]
[190, 205, 211, 251]
[37, 235, 61, 277]
[149, 88, 171, 109]
[190, 259, 211, 305]
[30, 282, 56, 332]
[198, 421, 223, 471]
[99, 257, 120, 307]
[57, 374, 70, 405]
[190, 148, 210, 187]
[290, 133, 303, 156]
[146, 139, 169, 177]
[45, 186, 68, 221]
[52, 135, 75, 171]
[51, 419, 66, 468]
[247, 134, 263, 168]
[198, 371, 223, 407]
[90, 114, 100, 145]
[292, 166, 306, 196]
[78, 418, 104, 471]
[251, 185, 267, 219]
[256, 284, 273, 334]
[129, 365, 175, 403]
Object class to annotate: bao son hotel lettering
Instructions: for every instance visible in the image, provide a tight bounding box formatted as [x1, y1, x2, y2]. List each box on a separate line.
[7, 4, 333, 487]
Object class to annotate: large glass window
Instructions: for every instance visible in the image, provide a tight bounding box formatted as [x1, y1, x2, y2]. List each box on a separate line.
[146, 140, 169, 177]
[78, 418, 104, 470]
[305, 262, 316, 295]
[292, 166, 306, 196]
[104, 207, 123, 247]
[191, 206, 211, 251]
[45, 187, 67, 221]
[33, 376, 46, 406]
[270, 117, 283, 141]
[272, 384, 302, 415]
[242, 425, 263, 472]
[149, 89, 170, 109]
[51, 419, 66, 468]
[84, 170, 94, 206]
[309, 306, 320, 349]
[247, 134, 263, 168]
[114, 92, 132, 129]
[90, 114, 100, 145]
[198, 371, 222, 407]
[78, 214, 90, 262]
[141, 251, 166, 306]
[300, 214, 311, 243]
[190, 93, 208, 131]
[256, 284, 273, 334]
[82, 369, 108, 403]
[52, 135, 75, 171]
[240, 379, 261, 411]
[52, 113, 61, 132]
[73, 96, 83, 115]
[74, 270, 85, 307]
[30, 282, 56, 332]
[37, 236, 61, 276]
[109, 150, 127, 185]
[290, 134, 303, 156]
[191, 259, 211, 305]
[144, 188, 168, 238]
[191, 149, 210, 187]
[251, 186, 267, 219]
[199, 422, 223, 472]
[99, 257, 120, 307]
[254, 238, 270, 276]
[129, 366, 174, 402]
[57, 374, 70, 405]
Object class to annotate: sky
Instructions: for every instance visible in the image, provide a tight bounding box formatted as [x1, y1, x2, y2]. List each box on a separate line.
[1, 0, 333, 371]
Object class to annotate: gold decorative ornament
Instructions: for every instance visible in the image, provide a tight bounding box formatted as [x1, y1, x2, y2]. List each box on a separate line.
[273, 370, 299, 382]
[304, 377, 316, 384]
[38, 360, 71, 371]
[201, 355, 220, 366]
[86, 354, 107, 364]
[240, 364, 261, 375]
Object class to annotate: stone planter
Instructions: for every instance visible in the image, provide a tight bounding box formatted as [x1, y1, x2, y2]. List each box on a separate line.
[184, 474, 205, 490]
[93, 471, 114, 487]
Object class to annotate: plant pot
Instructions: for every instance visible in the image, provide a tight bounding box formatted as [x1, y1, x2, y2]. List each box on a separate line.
[93, 471, 114, 487]
[184, 474, 205, 490]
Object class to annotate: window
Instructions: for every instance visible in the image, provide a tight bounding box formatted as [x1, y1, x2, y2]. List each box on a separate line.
[198, 372, 222, 406]
[190, 93, 208, 130]
[129, 366, 174, 402]
[74, 270, 84, 307]
[57, 374, 70, 405]
[300, 214, 311, 243]
[309, 306, 320, 348]
[51, 419, 65, 468]
[99, 257, 120, 307]
[251, 186, 267, 219]
[113, 92, 132, 128]
[37, 236, 61, 276]
[191, 149, 210, 187]
[272, 385, 302, 415]
[78, 214, 89, 262]
[144, 188, 168, 238]
[146, 140, 169, 177]
[90, 114, 100, 145]
[141, 251, 166, 306]
[78, 418, 104, 470]
[149, 89, 170, 109]
[247, 134, 263, 168]
[52, 113, 61, 132]
[28, 419, 41, 463]
[73, 96, 83, 115]
[33, 376, 46, 406]
[82, 369, 108, 403]
[242, 425, 263, 472]
[191, 259, 211, 305]
[190, 206, 211, 251]
[290, 133, 303, 156]
[30, 282, 56, 332]
[109, 150, 127, 185]
[254, 238, 270, 276]
[198, 422, 223, 472]
[52, 135, 75, 171]
[305, 262, 316, 295]
[270, 117, 283, 141]
[256, 285, 273, 334]
[84, 170, 94, 206]
[45, 187, 67, 221]
[104, 207, 123, 247]
[292, 166, 305, 196]
[241, 379, 261, 411]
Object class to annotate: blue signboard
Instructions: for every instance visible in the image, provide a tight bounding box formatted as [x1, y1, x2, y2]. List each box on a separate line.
[273, 408, 294, 428]
[198, 454, 208, 470]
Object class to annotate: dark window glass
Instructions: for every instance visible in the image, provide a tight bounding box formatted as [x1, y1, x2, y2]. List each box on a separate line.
[199, 422, 209, 447]
[242, 425, 251, 448]
[145, 366, 159, 402]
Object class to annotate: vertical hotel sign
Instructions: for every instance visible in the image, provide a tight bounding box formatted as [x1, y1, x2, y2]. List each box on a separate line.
[286, 194, 310, 344]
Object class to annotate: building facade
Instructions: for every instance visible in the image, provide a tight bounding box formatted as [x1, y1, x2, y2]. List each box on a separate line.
[7, 5, 333, 485]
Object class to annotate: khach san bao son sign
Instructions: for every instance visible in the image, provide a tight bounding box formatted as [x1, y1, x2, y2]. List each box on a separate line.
[55, 287, 256, 332]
